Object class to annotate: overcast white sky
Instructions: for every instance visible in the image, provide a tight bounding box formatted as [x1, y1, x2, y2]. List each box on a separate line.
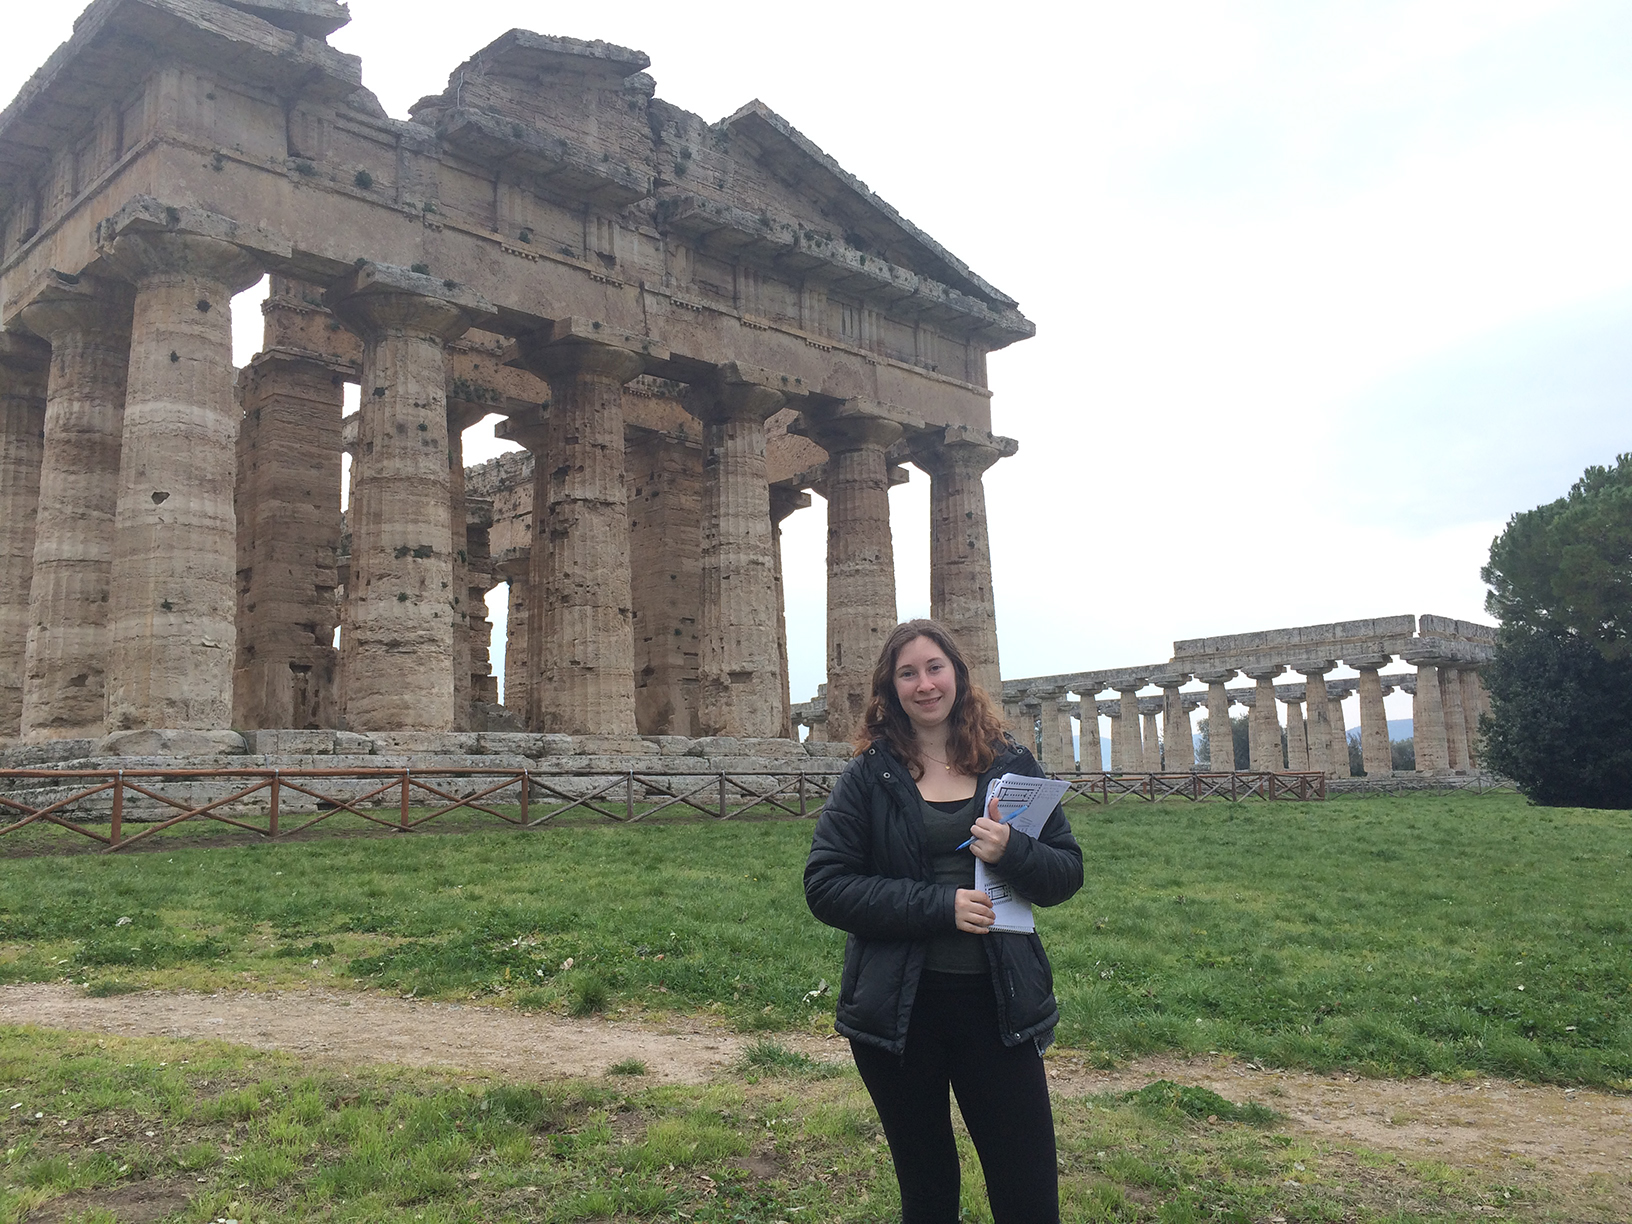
[8, 1, 1631, 726]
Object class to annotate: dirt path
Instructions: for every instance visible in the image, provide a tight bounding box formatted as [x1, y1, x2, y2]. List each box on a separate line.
[3, 985, 1628, 1210]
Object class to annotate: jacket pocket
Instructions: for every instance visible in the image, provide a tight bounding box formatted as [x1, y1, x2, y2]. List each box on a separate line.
[1029, 933, 1055, 996]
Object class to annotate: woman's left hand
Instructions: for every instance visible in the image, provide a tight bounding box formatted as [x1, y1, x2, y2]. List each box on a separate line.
[968, 792, 1010, 864]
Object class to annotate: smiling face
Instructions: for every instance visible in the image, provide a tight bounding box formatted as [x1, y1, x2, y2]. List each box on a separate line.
[892, 634, 958, 735]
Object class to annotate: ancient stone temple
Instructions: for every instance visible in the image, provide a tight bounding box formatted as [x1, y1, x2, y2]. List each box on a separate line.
[0, 0, 1030, 751]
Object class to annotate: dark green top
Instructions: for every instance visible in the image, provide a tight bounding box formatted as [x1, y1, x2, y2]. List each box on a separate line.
[919, 793, 988, 974]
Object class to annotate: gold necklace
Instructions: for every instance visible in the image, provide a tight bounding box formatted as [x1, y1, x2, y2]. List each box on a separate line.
[921, 749, 953, 773]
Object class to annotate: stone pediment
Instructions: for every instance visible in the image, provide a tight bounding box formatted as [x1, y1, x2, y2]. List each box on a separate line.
[714, 100, 1016, 311]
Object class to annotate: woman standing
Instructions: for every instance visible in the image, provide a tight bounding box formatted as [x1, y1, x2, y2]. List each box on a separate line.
[805, 619, 1083, 1224]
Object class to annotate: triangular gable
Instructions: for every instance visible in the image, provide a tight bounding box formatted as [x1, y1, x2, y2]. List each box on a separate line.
[717, 100, 1016, 310]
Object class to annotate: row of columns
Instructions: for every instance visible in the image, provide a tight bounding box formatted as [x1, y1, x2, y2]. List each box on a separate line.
[1011, 658, 1489, 778]
[2, 230, 1015, 744]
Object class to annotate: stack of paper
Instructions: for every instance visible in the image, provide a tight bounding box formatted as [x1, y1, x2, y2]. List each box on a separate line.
[973, 773, 1072, 933]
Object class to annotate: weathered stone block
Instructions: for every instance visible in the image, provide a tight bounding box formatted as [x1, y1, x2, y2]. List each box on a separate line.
[246, 730, 337, 755]
[476, 732, 545, 757]
[537, 735, 575, 757]
[367, 732, 481, 756]
[334, 733, 375, 755]
[0, 740, 100, 768]
[96, 730, 247, 757]
[568, 736, 651, 756]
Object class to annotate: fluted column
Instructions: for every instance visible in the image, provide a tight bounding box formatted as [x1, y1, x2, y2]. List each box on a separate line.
[1078, 695, 1102, 772]
[1198, 672, 1235, 770]
[770, 485, 810, 741]
[1034, 690, 1068, 772]
[1155, 675, 1194, 771]
[1284, 699, 1309, 770]
[1114, 686, 1143, 771]
[502, 565, 530, 724]
[1353, 659, 1391, 776]
[909, 425, 1014, 699]
[795, 411, 902, 745]
[1328, 687, 1351, 777]
[1460, 669, 1483, 769]
[684, 369, 788, 738]
[1441, 666, 1468, 771]
[514, 333, 649, 736]
[1141, 708, 1162, 772]
[0, 334, 50, 739]
[1296, 663, 1332, 776]
[233, 349, 345, 730]
[1409, 660, 1450, 772]
[327, 270, 482, 731]
[1246, 668, 1284, 770]
[101, 231, 262, 731]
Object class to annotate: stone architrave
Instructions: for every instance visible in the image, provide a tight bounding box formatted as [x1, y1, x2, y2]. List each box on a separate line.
[233, 349, 345, 731]
[1459, 669, 1483, 769]
[1141, 709, 1162, 772]
[16, 282, 131, 743]
[1198, 672, 1236, 771]
[101, 229, 263, 732]
[908, 425, 1015, 700]
[1441, 666, 1468, 771]
[770, 485, 810, 741]
[1115, 687, 1143, 772]
[1328, 688, 1351, 778]
[794, 410, 902, 746]
[683, 366, 789, 738]
[327, 265, 489, 732]
[1155, 676, 1194, 772]
[1409, 660, 1450, 772]
[1245, 668, 1284, 771]
[514, 323, 657, 736]
[1284, 699, 1309, 770]
[1295, 662, 1333, 776]
[1077, 693, 1102, 772]
[0, 332, 50, 739]
[1352, 660, 1392, 776]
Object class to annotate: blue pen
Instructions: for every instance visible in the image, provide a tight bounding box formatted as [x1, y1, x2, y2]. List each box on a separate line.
[954, 801, 1030, 853]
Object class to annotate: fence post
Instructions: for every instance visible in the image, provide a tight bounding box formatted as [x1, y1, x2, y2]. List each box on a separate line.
[109, 771, 123, 848]
[798, 773, 807, 817]
[719, 773, 728, 820]
[400, 770, 411, 829]
[626, 772, 635, 821]
[269, 769, 280, 838]
[519, 770, 529, 823]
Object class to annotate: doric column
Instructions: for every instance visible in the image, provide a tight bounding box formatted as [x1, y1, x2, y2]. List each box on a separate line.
[1033, 690, 1068, 772]
[794, 410, 902, 746]
[446, 402, 490, 731]
[1198, 671, 1236, 770]
[1440, 666, 1468, 771]
[1077, 694, 1102, 772]
[513, 323, 656, 735]
[501, 563, 530, 724]
[1245, 668, 1284, 770]
[1460, 668, 1483, 769]
[101, 229, 262, 731]
[232, 347, 345, 730]
[327, 265, 487, 732]
[1294, 662, 1333, 776]
[683, 366, 788, 738]
[1328, 686, 1351, 777]
[1141, 707, 1163, 772]
[908, 425, 1015, 700]
[1352, 658, 1392, 776]
[626, 429, 703, 737]
[770, 485, 810, 741]
[1408, 658, 1450, 772]
[1155, 674, 1194, 771]
[1114, 686, 1143, 772]
[1284, 698, 1309, 770]
[0, 333, 50, 739]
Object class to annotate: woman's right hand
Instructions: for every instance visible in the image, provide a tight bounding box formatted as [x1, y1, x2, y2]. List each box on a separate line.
[954, 888, 995, 934]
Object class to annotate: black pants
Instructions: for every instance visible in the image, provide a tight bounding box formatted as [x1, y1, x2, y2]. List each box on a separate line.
[850, 971, 1059, 1224]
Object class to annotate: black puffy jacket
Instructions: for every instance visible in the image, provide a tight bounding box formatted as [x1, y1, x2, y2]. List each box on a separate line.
[804, 737, 1084, 1055]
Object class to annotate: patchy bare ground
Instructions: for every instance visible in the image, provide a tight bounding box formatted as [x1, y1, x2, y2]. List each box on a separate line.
[3, 985, 1629, 1215]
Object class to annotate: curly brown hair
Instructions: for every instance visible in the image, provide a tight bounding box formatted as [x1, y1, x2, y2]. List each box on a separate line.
[853, 619, 1009, 780]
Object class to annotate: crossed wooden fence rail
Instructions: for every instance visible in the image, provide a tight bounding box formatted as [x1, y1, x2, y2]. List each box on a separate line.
[1059, 771, 1327, 804]
[0, 767, 845, 853]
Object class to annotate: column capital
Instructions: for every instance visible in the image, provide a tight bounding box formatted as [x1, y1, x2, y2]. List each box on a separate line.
[1244, 665, 1286, 682]
[103, 230, 263, 297]
[326, 262, 492, 343]
[769, 482, 811, 523]
[1150, 672, 1191, 689]
[1194, 669, 1239, 685]
[14, 273, 134, 344]
[791, 406, 903, 455]
[905, 423, 1018, 475]
[514, 316, 665, 384]
[1346, 655, 1393, 671]
[682, 362, 789, 425]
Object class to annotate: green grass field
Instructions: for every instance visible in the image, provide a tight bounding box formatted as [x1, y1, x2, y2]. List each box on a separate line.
[0, 791, 1627, 1087]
